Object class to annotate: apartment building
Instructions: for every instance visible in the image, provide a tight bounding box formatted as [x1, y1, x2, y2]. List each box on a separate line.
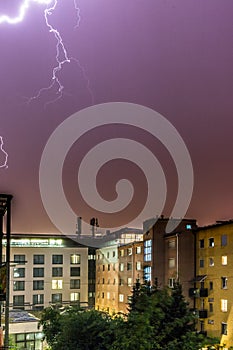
[143, 217, 197, 303]
[2, 233, 92, 310]
[193, 220, 233, 348]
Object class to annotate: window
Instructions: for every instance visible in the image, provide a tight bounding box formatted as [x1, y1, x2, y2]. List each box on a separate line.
[186, 224, 192, 229]
[200, 259, 204, 268]
[108, 264, 110, 271]
[103, 265, 105, 271]
[70, 267, 80, 276]
[52, 293, 62, 303]
[107, 278, 110, 284]
[221, 299, 227, 312]
[107, 292, 110, 300]
[70, 254, 80, 264]
[33, 255, 44, 264]
[209, 281, 213, 290]
[119, 278, 124, 286]
[70, 292, 80, 301]
[119, 294, 124, 302]
[127, 262, 132, 271]
[13, 268, 25, 278]
[136, 261, 141, 270]
[70, 279, 80, 289]
[209, 303, 213, 313]
[102, 292, 104, 299]
[52, 255, 63, 264]
[113, 278, 116, 285]
[119, 263, 124, 271]
[144, 240, 152, 262]
[168, 240, 175, 248]
[13, 281, 25, 291]
[52, 280, 63, 289]
[113, 251, 116, 257]
[136, 246, 141, 254]
[221, 234, 227, 247]
[107, 252, 110, 258]
[120, 250, 124, 257]
[33, 294, 44, 305]
[221, 277, 228, 289]
[222, 256, 227, 265]
[127, 248, 132, 256]
[52, 267, 63, 277]
[168, 278, 175, 288]
[127, 278, 132, 286]
[221, 323, 227, 335]
[209, 257, 214, 266]
[33, 280, 44, 290]
[199, 239, 204, 248]
[144, 266, 151, 282]
[102, 278, 105, 284]
[209, 238, 214, 247]
[168, 258, 175, 268]
[33, 268, 44, 278]
[14, 255, 25, 264]
[113, 263, 115, 271]
[13, 295, 24, 307]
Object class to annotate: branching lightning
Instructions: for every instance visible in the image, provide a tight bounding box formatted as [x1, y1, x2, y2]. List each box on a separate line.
[0, 0, 94, 106]
[0, 137, 8, 169]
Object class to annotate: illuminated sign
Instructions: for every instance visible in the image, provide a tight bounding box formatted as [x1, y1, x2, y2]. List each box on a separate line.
[3, 238, 64, 248]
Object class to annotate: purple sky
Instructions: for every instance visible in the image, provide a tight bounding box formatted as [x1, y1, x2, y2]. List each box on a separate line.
[0, 0, 233, 233]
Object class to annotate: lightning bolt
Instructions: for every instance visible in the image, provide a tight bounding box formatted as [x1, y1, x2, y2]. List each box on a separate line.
[0, 137, 8, 169]
[0, 0, 94, 106]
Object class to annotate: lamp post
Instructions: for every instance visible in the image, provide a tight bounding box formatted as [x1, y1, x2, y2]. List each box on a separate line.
[0, 194, 13, 349]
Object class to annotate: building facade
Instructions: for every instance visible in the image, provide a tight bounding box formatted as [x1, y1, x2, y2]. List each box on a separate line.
[194, 221, 233, 348]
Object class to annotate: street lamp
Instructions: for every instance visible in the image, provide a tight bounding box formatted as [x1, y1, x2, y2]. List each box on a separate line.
[0, 194, 13, 349]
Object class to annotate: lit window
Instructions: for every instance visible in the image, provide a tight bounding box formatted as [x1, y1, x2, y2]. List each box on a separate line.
[144, 266, 151, 282]
[209, 257, 214, 266]
[221, 277, 228, 289]
[168, 278, 175, 288]
[144, 240, 152, 262]
[127, 278, 132, 286]
[221, 299, 227, 312]
[127, 248, 132, 256]
[221, 235, 227, 247]
[136, 246, 141, 254]
[120, 250, 124, 257]
[186, 224, 192, 229]
[119, 294, 124, 302]
[168, 258, 175, 268]
[222, 256, 227, 265]
[168, 240, 175, 248]
[70, 254, 80, 264]
[70, 292, 80, 301]
[52, 280, 63, 290]
[209, 238, 214, 247]
[119, 263, 124, 271]
[107, 292, 110, 300]
[136, 261, 141, 270]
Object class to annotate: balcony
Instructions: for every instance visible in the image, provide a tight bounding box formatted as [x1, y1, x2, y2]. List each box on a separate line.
[200, 288, 208, 297]
[199, 309, 208, 318]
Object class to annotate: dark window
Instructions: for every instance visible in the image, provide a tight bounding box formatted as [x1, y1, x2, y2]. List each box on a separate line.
[127, 263, 132, 271]
[52, 255, 63, 264]
[13, 268, 25, 278]
[52, 267, 63, 277]
[102, 292, 104, 298]
[70, 267, 80, 276]
[13, 281, 25, 291]
[33, 268, 44, 278]
[70, 279, 80, 289]
[113, 251, 116, 257]
[209, 281, 213, 290]
[52, 293, 62, 303]
[13, 295, 24, 307]
[221, 323, 227, 335]
[33, 294, 44, 305]
[221, 277, 228, 289]
[221, 235, 227, 247]
[200, 259, 204, 268]
[209, 238, 214, 247]
[103, 265, 105, 271]
[199, 239, 204, 248]
[108, 264, 110, 271]
[33, 255, 44, 264]
[14, 255, 25, 264]
[102, 278, 105, 284]
[33, 280, 44, 290]
[209, 303, 213, 313]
